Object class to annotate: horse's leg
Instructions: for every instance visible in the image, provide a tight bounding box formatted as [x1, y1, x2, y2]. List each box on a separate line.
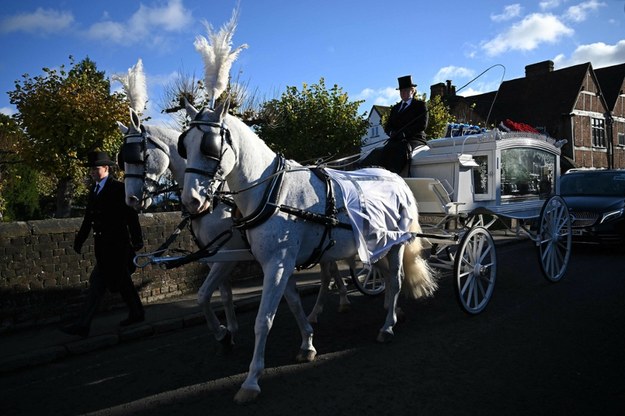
[377, 245, 404, 343]
[197, 262, 237, 351]
[217, 275, 238, 345]
[283, 276, 317, 362]
[235, 261, 296, 404]
[307, 262, 332, 324]
[331, 261, 351, 313]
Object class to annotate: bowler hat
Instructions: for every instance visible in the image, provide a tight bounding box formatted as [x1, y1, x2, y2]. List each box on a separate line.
[397, 75, 417, 90]
[84, 151, 115, 167]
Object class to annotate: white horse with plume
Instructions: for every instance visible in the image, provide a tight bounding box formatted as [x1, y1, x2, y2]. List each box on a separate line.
[178, 11, 436, 401]
[179, 98, 437, 403]
[112, 59, 350, 352]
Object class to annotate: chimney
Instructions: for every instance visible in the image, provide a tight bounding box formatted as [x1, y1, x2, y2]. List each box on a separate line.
[430, 82, 446, 98]
[525, 60, 554, 78]
[445, 80, 457, 96]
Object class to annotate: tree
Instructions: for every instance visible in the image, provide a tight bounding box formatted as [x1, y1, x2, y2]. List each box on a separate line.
[425, 94, 455, 139]
[255, 78, 368, 163]
[8, 56, 127, 217]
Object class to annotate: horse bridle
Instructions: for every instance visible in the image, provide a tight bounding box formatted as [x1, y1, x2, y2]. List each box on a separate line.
[178, 118, 232, 202]
[119, 126, 172, 203]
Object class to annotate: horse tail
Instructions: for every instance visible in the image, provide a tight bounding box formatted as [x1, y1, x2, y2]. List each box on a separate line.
[401, 206, 438, 299]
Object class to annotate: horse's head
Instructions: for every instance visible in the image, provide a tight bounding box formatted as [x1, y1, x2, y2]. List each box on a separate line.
[179, 100, 234, 214]
[118, 108, 171, 210]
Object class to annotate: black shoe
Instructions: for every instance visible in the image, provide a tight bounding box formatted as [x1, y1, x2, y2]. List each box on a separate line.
[120, 314, 145, 327]
[60, 324, 89, 338]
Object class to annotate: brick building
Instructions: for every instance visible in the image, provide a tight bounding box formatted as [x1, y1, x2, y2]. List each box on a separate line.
[431, 60, 625, 170]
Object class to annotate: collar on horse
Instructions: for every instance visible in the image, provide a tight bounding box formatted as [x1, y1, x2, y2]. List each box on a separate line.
[232, 156, 286, 230]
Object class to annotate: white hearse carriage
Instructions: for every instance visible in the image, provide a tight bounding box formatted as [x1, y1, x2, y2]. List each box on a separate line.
[392, 129, 572, 314]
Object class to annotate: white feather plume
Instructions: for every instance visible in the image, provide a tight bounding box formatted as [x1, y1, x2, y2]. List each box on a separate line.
[111, 58, 148, 114]
[194, 8, 248, 106]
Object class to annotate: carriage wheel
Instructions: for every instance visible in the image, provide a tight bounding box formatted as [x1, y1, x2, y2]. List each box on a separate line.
[537, 195, 572, 282]
[453, 226, 497, 315]
[349, 261, 385, 296]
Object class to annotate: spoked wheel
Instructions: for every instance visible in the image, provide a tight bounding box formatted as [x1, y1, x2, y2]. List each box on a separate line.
[454, 226, 497, 315]
[349, 261, 385, 296]
[537, 195, 572, 282]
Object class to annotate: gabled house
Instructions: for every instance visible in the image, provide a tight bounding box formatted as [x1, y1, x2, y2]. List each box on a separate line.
[595, 63, 625, 169]
[361, 105, 391, 156]
[434, 60, 625, 170]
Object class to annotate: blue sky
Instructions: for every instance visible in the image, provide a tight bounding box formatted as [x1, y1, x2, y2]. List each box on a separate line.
[1, 0, 624, 124]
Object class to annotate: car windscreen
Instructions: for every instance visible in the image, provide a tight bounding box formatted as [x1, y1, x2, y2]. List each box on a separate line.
[560, 172, 625, 197]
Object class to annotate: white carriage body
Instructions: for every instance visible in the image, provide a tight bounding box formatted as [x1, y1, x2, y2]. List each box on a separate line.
[405, 130, 562, 219]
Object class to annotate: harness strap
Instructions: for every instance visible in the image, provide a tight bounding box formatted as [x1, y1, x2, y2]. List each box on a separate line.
[163, 229, 234, 269]
[295, 167, 347, 270]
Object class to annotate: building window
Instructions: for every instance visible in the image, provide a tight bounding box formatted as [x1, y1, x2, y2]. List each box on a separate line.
[618, 132, 625, 146]
[372, 126, 379, 137]
[591, 118, 606, 147]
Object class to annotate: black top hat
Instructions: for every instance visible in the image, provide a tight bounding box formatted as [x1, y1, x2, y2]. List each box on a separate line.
[84, 151, 115, 167]
[397, 75, 417, 90]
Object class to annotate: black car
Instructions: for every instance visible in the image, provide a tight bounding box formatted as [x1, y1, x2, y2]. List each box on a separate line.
[559, 169, 625, 245]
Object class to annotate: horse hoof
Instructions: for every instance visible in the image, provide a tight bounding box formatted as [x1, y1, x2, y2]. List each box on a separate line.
[376, 330, 394, 344]
[296, 348, 317, 363]
[337, 304, 351, 313]
[234, 387, 260, 404]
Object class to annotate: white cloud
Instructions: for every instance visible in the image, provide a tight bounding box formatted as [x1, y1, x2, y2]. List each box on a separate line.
[0, 106, 16, 116]
[563, 0, 605, 23]
[490, 4, 522, 22]
[433, 66, 475, 84]
[481, 13, 574, 56]
[539, 0, 564, 11]
[554, 40, 625, 68]
[87, 0, 192, 45]
[355, 86, 398, 107]
[0, 8, 74, 34]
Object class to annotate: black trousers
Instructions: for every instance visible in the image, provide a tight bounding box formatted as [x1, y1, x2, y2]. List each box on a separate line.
[361, 140, 411, 174]
[76, 263, 144, 328]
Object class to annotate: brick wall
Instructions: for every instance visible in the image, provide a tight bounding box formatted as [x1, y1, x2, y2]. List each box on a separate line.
[0, 212, 260, 332]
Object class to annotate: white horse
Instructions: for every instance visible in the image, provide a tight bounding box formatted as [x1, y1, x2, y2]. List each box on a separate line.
[179, 101, 437, 403]
[117, 110, 350, 349]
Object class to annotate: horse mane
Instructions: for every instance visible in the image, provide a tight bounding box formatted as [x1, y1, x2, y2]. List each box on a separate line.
[194, 7, 248, 105]
[112, 58, 148, 114]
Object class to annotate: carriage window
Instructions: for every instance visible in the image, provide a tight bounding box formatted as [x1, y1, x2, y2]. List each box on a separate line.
[500, 148, 555, 202]
[473, 155, 489, 195]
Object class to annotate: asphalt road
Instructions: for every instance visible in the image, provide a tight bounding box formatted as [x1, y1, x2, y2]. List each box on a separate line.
[1, 242, 624, 416]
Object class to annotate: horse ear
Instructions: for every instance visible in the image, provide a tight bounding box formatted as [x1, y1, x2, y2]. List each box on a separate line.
[130, 108, 141, 130]
[117, 121, 129, 135]
[216, 98, 230, 120]
[183, 96, 199, 120]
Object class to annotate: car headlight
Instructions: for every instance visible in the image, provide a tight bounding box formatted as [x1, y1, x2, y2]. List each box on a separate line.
[600, 208, 624, 224]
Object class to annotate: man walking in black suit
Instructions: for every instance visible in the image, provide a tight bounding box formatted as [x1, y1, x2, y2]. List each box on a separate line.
[361, 75, 429, 174]
[61, 151, 145, 337]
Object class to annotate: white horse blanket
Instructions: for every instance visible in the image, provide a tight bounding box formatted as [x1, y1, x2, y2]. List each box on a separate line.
[326, 168, 416, 265]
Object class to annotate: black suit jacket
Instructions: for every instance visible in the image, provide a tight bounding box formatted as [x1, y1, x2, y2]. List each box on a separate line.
[384, 99, 429, 146]
[75, 177, 143, 283]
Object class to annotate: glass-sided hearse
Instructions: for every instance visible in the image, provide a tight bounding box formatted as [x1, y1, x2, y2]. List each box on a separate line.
[377, 129, 574, 315]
